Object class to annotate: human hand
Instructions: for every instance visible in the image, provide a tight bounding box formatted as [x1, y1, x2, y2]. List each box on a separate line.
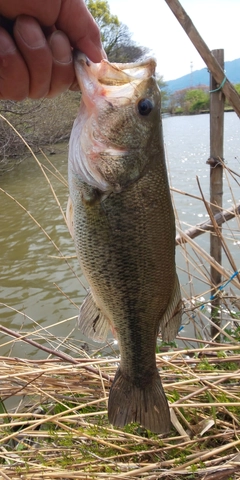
[0, 0, 105, 100]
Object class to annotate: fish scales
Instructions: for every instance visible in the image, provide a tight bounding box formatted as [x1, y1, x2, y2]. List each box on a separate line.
[68, 52, 182, 433]
[72, 156, 175, 362]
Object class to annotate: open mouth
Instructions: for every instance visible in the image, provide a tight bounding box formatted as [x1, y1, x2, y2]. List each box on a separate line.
[73, 51, 157, 103]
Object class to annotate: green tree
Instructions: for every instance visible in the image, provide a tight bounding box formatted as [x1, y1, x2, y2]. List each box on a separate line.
[86, 0, 119, 55]
[168, 87, 210, 114]
[225, 83, 240, 109]
[86, 0, 149, 62]
[233, 83, 240, 95]
[168, 88, 189, 114]
[184, 89, 209, 113]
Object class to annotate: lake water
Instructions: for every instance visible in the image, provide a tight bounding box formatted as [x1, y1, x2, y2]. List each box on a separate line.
[1, 112, 240, 358]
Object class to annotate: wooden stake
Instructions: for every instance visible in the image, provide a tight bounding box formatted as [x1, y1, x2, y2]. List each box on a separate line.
[208, 50, 224, 339]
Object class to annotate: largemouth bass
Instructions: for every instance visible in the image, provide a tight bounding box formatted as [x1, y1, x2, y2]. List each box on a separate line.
[67, 52, 182, 434]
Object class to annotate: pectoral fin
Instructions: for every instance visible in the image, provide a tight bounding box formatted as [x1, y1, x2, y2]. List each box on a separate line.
[66, 196, 74, 239]
[160, 275, 182, 342]
[78, 291, 110, 342]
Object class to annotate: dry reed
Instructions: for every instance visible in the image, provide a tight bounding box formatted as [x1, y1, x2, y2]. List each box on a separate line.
[0, 342, 240, 479]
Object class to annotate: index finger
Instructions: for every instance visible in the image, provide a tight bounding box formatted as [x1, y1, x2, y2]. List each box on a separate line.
[56, 0, 106, 62]
[0, 0, 106, 62]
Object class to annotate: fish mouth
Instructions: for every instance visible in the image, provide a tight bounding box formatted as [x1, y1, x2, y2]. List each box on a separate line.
[74, 51, 157, 106]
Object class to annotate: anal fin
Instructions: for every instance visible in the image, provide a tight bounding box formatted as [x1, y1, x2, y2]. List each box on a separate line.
[78, 291, 110, 343]
[160, 274, 182, 342]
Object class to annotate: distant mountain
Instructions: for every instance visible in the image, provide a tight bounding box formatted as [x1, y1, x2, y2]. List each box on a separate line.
[165, 58, 240, 93]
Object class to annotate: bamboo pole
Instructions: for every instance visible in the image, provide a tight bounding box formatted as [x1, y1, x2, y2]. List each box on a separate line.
[164, 0, 240, 117]
[208, 50, 224, 338]
[175, 202, 240, 244]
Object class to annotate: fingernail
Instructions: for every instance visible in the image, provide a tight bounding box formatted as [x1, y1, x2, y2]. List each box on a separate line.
[15, 15, 45, 48]
[49, 31, 72, 64]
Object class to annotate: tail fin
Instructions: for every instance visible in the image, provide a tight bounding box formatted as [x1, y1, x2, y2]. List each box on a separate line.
[108, 367, 170, 434]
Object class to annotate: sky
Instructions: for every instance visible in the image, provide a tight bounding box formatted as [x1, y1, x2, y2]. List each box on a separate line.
[107, 0, 240, 81]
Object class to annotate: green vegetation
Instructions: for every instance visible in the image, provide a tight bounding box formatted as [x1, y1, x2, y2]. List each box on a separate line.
[166, 82, 240, 115]
[184, 89, 209, 113]
[86, 0, 149, 62]
[234, 83, 240, 94]
[225, 82, 240, 109]
[167, 86, 210, 114]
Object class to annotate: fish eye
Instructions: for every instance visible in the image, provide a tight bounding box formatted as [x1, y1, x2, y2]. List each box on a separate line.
[137, 98, 153, 116]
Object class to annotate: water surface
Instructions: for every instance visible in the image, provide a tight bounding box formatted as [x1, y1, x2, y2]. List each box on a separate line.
[1, 113, 240, 357]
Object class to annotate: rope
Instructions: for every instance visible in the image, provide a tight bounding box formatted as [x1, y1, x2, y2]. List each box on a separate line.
[209, 75, 227, 93]
[199, 270, 239, 310]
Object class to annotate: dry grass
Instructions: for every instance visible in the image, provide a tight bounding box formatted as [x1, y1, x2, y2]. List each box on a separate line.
[0, 92, 80, 173]
[1, 119, 240, 479]
[0, 343, 240, 479]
